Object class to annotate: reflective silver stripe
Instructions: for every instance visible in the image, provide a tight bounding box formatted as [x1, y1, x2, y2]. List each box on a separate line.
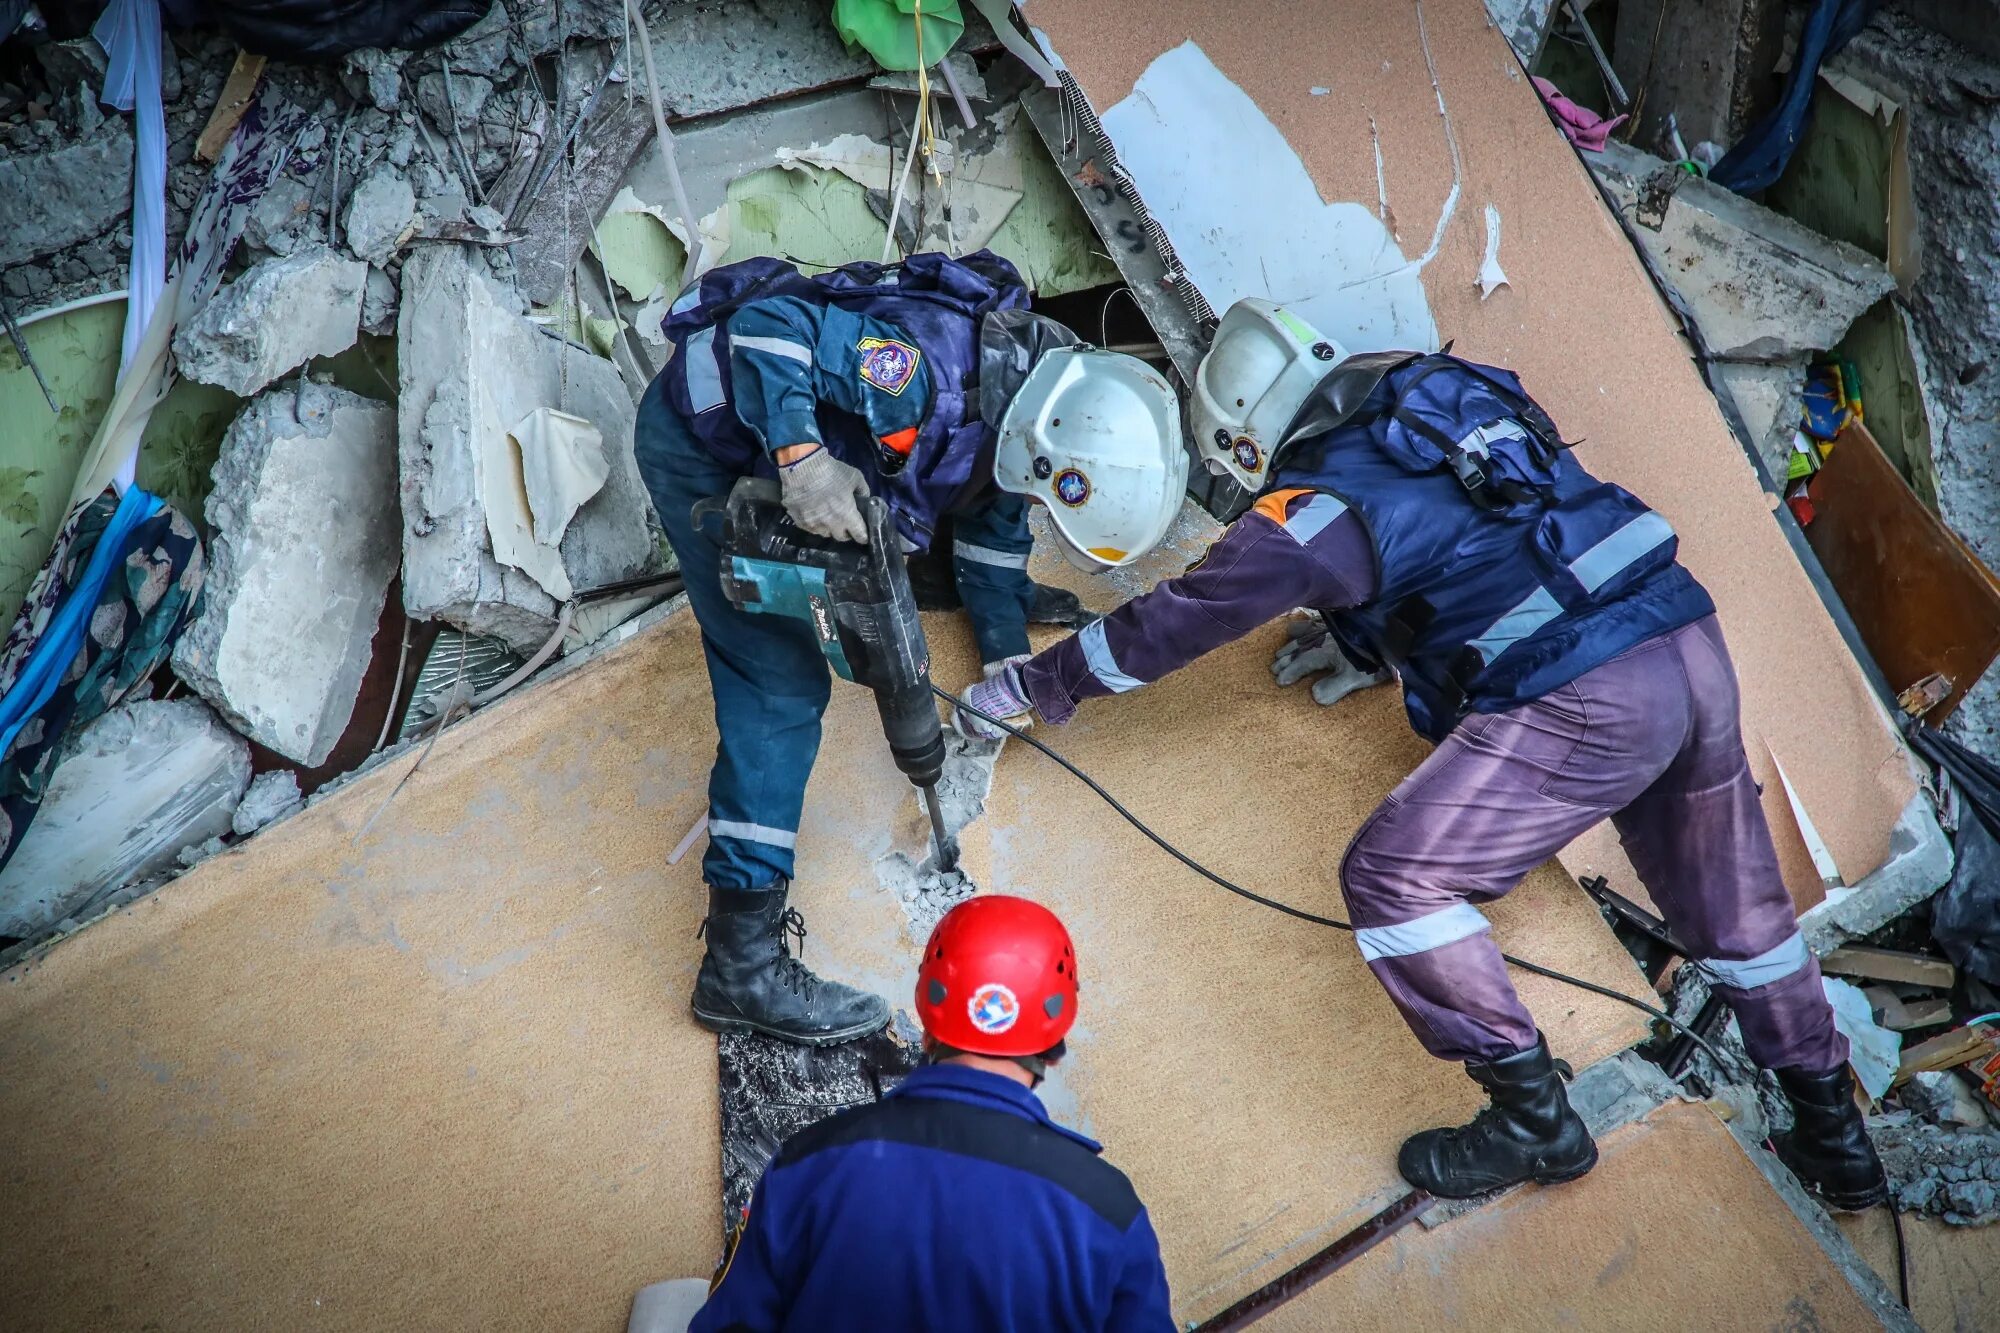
[707, 819, 797, 850]
[1467, 586, 1563, 665]
[1456, 419, 1527, 457]
[685, 326, 725, 413]
[1568, 512, 1675, 593]
[1280, 493, 1349, 546]
[731, 334, 813, 365]
[1354, 903, 1492, 962]
[1078, 619, 1142, 693]
[954, 539, 1030, 570]
[1698, 931, 1809, 990]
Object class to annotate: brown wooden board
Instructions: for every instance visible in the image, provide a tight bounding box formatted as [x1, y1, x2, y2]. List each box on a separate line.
[1030, 0, 1918, 908]
[1806, 421, 2000, 721]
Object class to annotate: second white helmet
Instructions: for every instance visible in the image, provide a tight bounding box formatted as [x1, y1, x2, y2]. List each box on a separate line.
[1191, 298, 1346, 492]
[992, 347, 1186, 573]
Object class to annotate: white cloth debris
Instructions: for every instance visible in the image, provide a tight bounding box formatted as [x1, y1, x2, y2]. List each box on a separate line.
[1823, 976, 1903, 1100]
[511, 407, 610, 548]
[93, 0, 166, 491]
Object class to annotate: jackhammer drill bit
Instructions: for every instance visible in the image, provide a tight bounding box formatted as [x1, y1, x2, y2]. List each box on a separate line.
[921, 782, 959, 872]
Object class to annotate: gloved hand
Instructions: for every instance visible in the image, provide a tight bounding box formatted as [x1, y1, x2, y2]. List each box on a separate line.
[954, 656, 1034, 741]
[1271, 616, 1393, 707]
[778, 446, 870, 543]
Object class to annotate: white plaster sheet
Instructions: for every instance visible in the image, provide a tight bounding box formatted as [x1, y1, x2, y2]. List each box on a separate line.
[1099, 41, 1438, 352]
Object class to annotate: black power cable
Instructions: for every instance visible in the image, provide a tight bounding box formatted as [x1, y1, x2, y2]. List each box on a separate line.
[936, 684, 1749, 1079]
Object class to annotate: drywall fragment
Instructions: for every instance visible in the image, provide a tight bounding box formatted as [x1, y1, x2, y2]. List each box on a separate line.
[0, 121, 135, 268]
[513, 407, 610, 547]
[0, 699, 251, 939]
[398, 246, 660, 652]
[482, 420, 572, 602]
[172, 245, 367, 396]
[171, 382, 400, 766]
[344, 164, 416, 265]
[233, 769, 303, 836]
[1477, 204, 1509, 298]
[1588, 140, 1895, 359]
[1099, 41, 1437, 352]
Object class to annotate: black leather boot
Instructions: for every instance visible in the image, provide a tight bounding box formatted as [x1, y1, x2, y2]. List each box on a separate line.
[1398, 1034, 1599, 1198]
[1771, 1065, 1888, 1210]
[690, 883, 890, 1046]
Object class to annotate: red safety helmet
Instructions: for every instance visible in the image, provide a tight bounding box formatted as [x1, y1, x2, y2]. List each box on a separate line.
[915, 895, 1079, 1058]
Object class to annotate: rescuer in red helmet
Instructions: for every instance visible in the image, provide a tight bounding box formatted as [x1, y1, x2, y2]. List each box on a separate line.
[682, 895, 1175, 1333]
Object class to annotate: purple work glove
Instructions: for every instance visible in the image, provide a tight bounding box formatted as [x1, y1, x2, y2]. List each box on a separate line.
[953, 656, 1034, 741]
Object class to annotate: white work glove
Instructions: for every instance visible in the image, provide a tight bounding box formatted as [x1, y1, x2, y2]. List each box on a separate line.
[1271, 616, 1393, 708]
[954, 656, 1034, 741]
[778, 446, 870, 543]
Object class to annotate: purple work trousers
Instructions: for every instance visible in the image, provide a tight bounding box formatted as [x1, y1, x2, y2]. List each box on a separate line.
[1338, 615, 1846, 1074]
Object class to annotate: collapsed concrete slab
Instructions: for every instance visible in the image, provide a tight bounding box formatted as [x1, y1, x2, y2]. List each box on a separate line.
[344, 164, 416, 265]
[0, 121, 134, 268]
[1711, 359, 1809, 484]
[1589, 140, 1896, 360]
[171, 244, 367, 396]
[0, 699, 250, 939]
[172, 383, 400, 766]
[397, 245, 660, 652]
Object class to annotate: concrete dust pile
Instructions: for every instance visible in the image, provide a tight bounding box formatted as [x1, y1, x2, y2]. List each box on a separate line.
[875, 733, 1002, 941]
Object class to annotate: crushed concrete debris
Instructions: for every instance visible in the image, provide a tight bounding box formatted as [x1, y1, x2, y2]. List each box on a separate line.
[876, 734, 1000, 941]
[360, 265, 398, 335]
[0, 121, 135, 270]
[1590, 139, 1897, 361]
[232, 769, 304, 837]
[1871, 1115, 2000, 1224]
[343, 164, 417, 265]
[397, 245, 660, 652]
[172, 244, 366, 395]
[172, 382, 400, 767]
[0, 699, 250, 940]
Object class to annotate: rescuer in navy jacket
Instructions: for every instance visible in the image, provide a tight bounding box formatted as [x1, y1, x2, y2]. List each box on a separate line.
[689, 896, 1174, 1332]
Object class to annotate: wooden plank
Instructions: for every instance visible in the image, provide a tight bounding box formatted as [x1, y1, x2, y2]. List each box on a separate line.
[1805, 420, 2000, 720]
[1894, 1025, 2000, 1085]
[1861, 986, 1954, 1031]
[1822, 944, 1957, 989]
[194, 51, 267, 164]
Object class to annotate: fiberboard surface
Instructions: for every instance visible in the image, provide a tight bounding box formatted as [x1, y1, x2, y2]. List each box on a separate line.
[1029, 0, 1917, 907]
[0, 534, 1653, 1329]
[1264, 1099, 1886, 1332]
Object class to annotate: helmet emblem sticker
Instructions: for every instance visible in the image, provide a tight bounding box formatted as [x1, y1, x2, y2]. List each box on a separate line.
[968, 983, 1020, 1035]
[1232, 436, 1264, 472]
[856, 337, 921, 395]
[1053, 468, 1091, 507]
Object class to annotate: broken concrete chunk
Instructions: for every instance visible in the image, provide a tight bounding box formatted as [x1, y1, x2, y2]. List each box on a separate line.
[397, 246, 662, 652]
[1711, 359, 1808, 485]
[438, 0, 513, 78]
[172, 245, 367, 396]
[0, 121, 134, 268]
[172, 383, 401, 767]
[233, 769, 304, 837]
[342, 47, 410, 111]
[361, 265, 398, 336]
[1589, 141, 1896, 359]
[414, 70, 492, 131]
[1483, 0, 1557, 65]
[0, 700, 251, 940]
[344, 165, 416, 265]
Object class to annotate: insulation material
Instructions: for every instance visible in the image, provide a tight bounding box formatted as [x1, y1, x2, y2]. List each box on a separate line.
[511, 407, 609, 548]
[1267, 1102, 1888, 1330]
[0, 574, 1654, 1328]
[1030, 0, 1917, 908]
[1838, 1207, 2000, 1331]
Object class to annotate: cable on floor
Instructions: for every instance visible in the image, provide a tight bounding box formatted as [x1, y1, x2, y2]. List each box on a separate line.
[936, 684, 1750, 1080]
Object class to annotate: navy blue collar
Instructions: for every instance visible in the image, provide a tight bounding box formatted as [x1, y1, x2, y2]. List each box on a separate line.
[887, 1063, 1102, 1154]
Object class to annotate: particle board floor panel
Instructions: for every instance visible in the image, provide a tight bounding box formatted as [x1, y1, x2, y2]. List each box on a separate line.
[1029, 0, 1917, 909]
[0, 553, 1654, 1330]
[1838, 1207, 2000, 1332]
[1264, 1100, 1886, 1332]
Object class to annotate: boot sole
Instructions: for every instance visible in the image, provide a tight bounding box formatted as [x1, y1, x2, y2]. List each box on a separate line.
[690, 1003, 890, 1047]
[1400, 1141, 1600, 1200]
[1532, 1140, 1599, 1186]
[1803, 1180, 1890, 1212]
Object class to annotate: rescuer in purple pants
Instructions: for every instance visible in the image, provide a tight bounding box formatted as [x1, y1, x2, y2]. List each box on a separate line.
[955, 302, 1888, 1209]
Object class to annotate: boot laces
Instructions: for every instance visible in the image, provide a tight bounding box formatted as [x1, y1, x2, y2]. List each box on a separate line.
[773, 907, 819, 1001]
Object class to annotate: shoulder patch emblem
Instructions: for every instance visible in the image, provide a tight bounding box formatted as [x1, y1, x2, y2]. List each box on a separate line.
[857, 337, 922, 395]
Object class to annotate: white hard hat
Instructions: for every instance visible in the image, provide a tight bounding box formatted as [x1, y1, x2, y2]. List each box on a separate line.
[993, 347, 1186, 573]
[1191, 298, 1346, 492]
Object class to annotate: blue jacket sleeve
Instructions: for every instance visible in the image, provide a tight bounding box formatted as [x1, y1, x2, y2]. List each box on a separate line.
[724, 298, 934, 460]
[951, 493, 1036, 665]
[688, 1175, 792, 1333]
[1107, 1207, 1177, 1332]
